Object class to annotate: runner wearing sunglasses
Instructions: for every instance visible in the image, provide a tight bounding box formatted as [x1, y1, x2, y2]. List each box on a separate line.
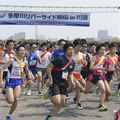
[23, 42, 41, 96]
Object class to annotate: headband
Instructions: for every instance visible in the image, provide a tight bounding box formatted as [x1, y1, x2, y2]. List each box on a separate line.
[108, 47, 116, 50]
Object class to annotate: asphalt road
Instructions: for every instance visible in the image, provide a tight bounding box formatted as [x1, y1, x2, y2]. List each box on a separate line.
[0, 76, 120, 120]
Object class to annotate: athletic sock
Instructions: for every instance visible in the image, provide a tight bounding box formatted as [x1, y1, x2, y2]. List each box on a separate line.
[47, 115, 52, 118]
[78, 103, 81, 107]
[7, 114, 11, 117]
[99, 105, 102, 108]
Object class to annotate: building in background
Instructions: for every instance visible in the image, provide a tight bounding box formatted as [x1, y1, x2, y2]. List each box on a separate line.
[86, 37, 99, 41]
[7, 32, 25, 41]
[98, 30, 108, 41]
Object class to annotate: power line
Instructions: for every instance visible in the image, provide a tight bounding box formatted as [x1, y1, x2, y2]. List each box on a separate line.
[0, 5, 119, 13]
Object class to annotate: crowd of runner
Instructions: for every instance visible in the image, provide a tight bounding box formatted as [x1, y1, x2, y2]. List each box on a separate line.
[0, 39, 120, 120]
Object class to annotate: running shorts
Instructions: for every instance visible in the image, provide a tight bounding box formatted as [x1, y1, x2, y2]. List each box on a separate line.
[50, 81, 68, 97]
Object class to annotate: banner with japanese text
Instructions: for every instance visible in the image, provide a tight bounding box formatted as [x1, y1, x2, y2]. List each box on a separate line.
[0, 11, 90, 27]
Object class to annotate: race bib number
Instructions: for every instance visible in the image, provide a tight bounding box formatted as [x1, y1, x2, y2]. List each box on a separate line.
[109, 65, 114, 71]
[29, 60, 36, 66]
[62, 71, 68, 79]
[74, 65, 81, 73]
[96, 65, 103, 72]
[42, 58, 47, 62]
[12, 67, 21, 76]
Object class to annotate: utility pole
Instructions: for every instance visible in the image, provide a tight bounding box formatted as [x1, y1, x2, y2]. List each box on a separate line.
[35, 26, 38, 40]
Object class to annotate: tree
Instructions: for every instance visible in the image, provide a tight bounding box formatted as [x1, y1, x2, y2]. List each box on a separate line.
[112, 37, 119, 42]
[107, 36, 113, 42]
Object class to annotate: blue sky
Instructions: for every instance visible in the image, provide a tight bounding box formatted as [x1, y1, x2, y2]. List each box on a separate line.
[0, 0, 119, 40]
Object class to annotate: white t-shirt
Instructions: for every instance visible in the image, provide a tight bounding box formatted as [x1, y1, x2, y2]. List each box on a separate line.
[0, 50, 15, 71]
[104, 51, 109, 56]
[36, 51, 51, 68]
[36, 50, 39, 53]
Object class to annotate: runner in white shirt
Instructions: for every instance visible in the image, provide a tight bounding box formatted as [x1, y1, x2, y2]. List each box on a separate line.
[47, 43, 55, 65]
[0, 40, 15, 94]
[36, 43, 51, 96]
[0, 40, 14, 81]
[103, 42, 109, 56]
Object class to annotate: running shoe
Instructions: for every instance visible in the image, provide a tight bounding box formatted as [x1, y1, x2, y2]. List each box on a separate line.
[89, 89, 92, 93]
[96, 88, 100, 95]
[6, 116, 13, 120]
[66, 96, 70, 99]
[99, 105, 107, 111]
[33, 75, 37, 83]
[103, 104, 107, 108]
[73, 97, 77, 104]
[66, 94, 70, 99]
[44, 79, 49, 84]
[33, 80, 36, 83]
[113, 111, 120, 120]
[77, 103, 83, 110]
[95, 84, 98, 89]
[2, 88, 6, 95]
[45, 117, 53, 120]
[115, 88, 119, 97]
[44, 89, 50, 100]
[35, 74, 38, 80]
[73, 88, 76, 95]
[42, 83, 45, 89]
[23, 89, 26, 95]
[38, 92, 42, 96]
[46, 79, 49, 83]
[27, 90, 31, 96]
